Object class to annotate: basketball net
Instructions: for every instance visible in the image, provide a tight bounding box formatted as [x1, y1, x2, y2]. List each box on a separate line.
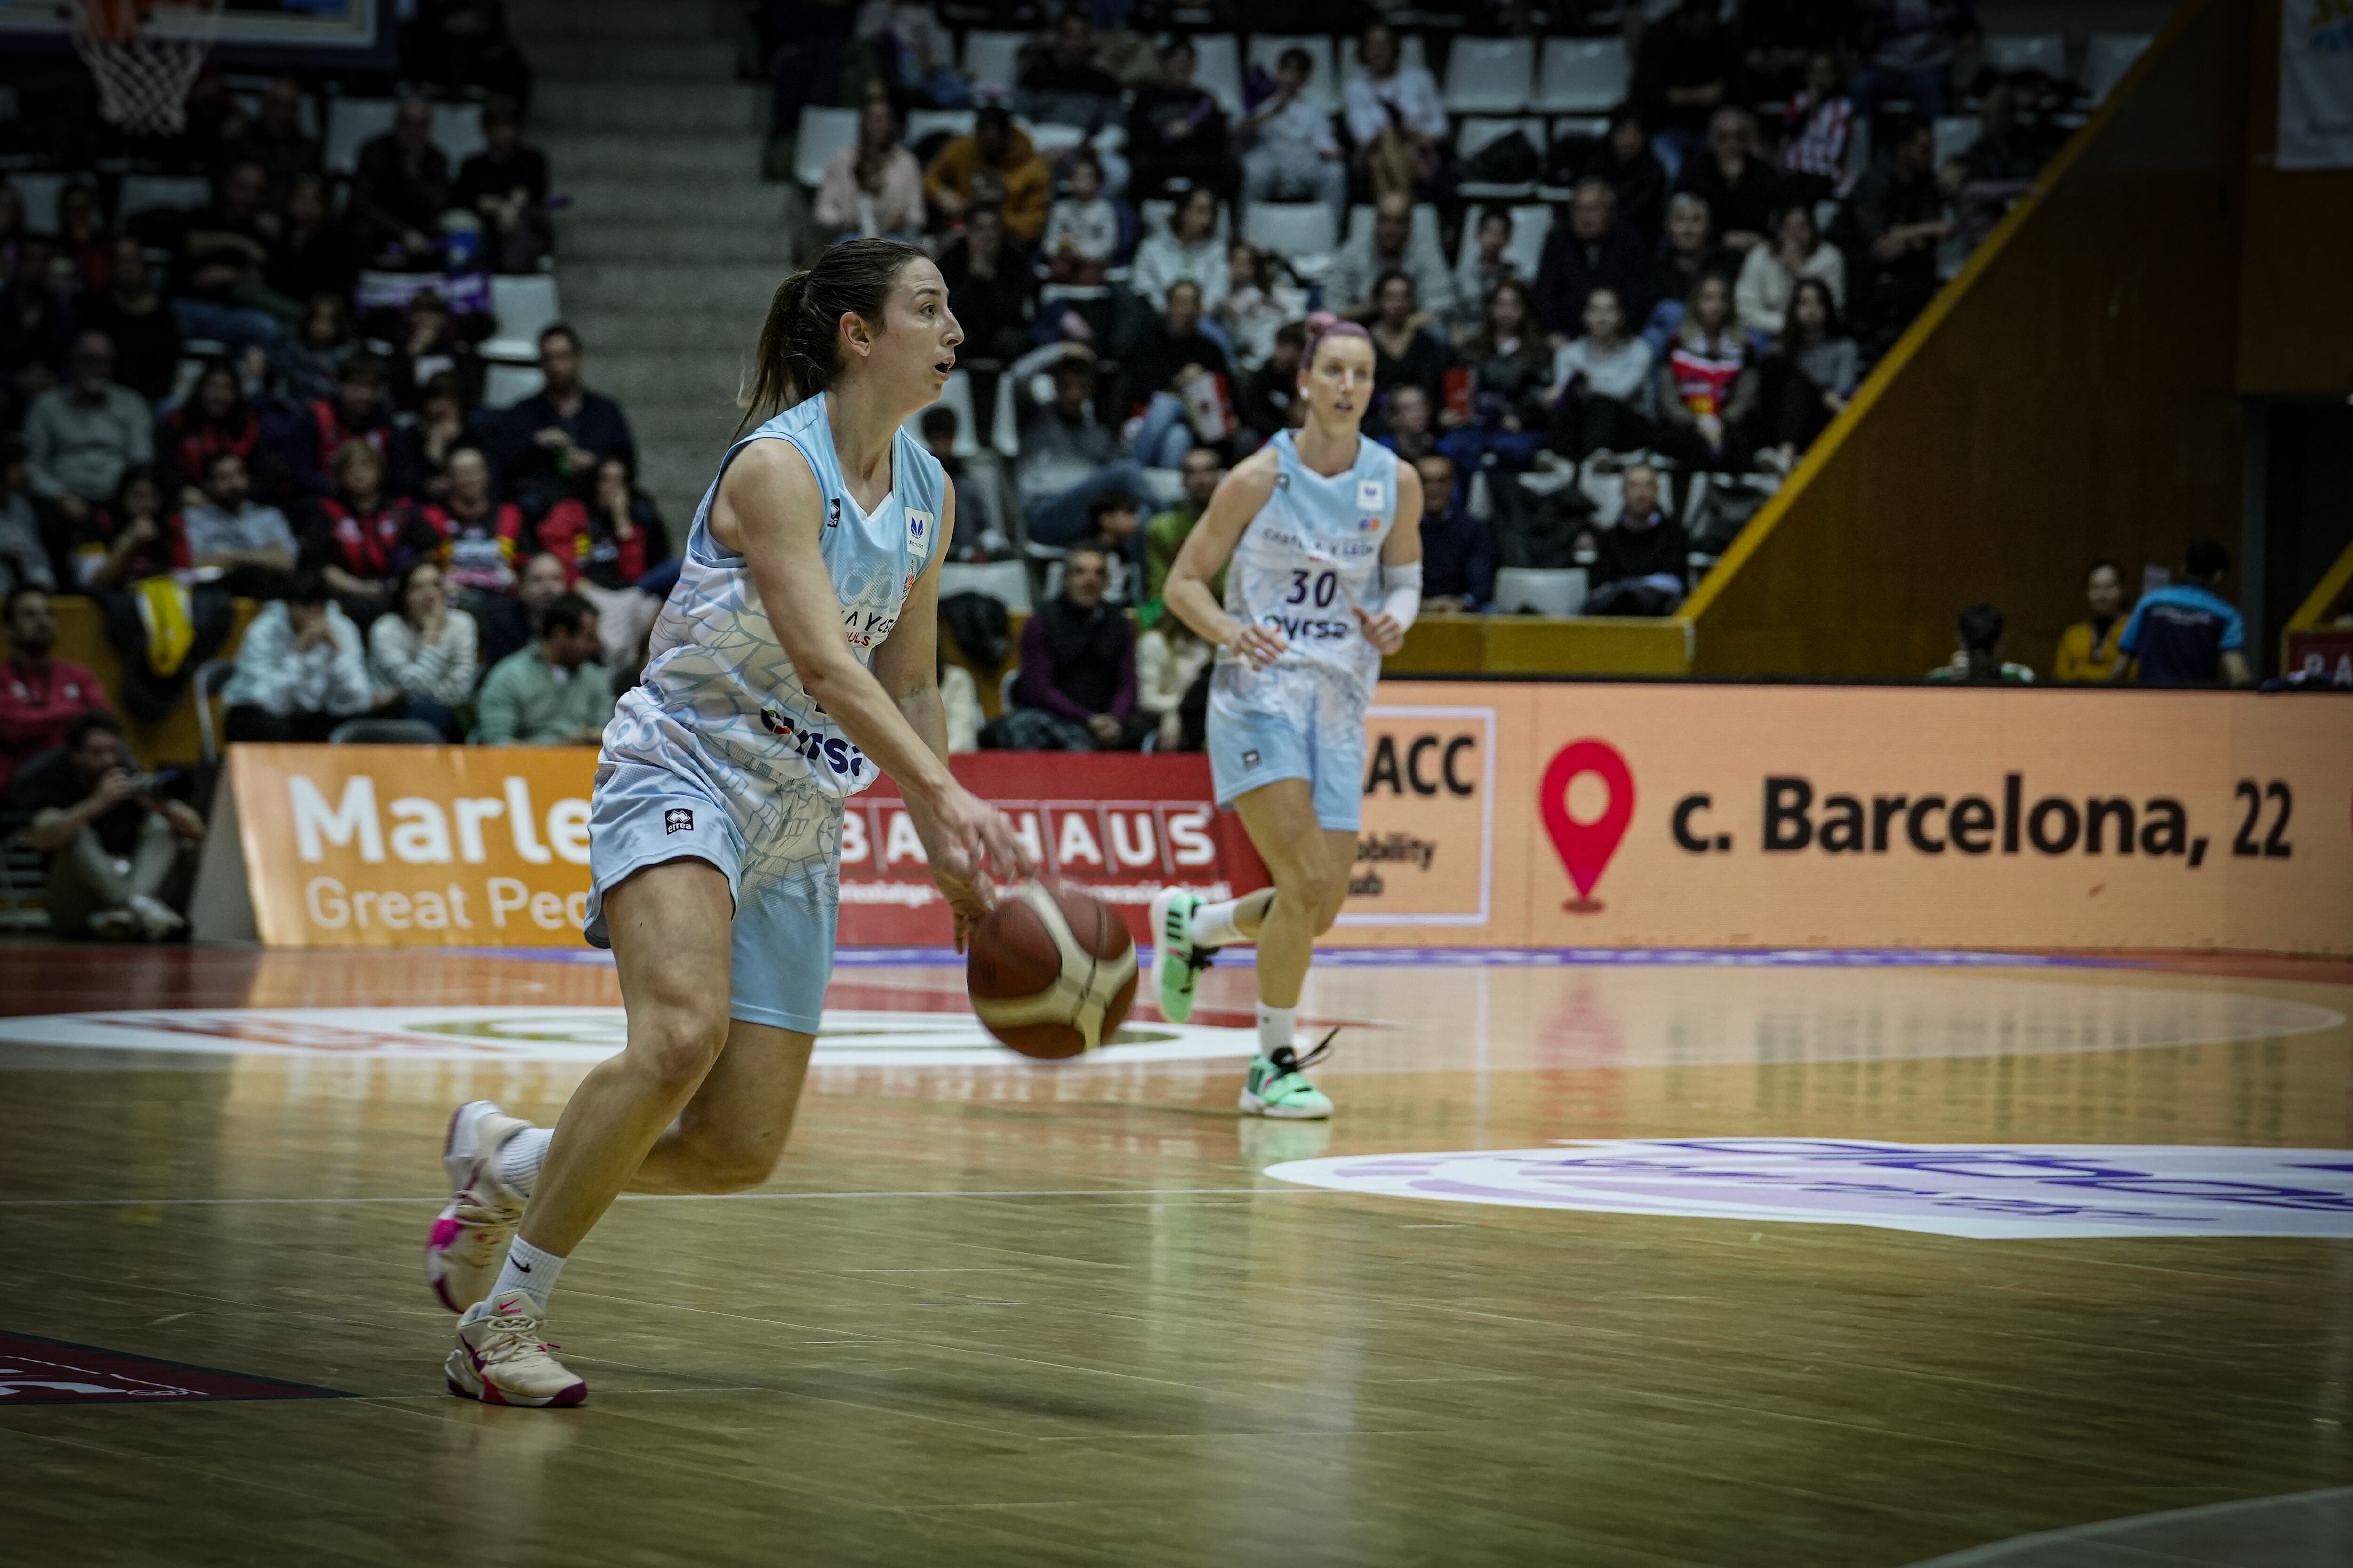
[69, 0, 225, 139]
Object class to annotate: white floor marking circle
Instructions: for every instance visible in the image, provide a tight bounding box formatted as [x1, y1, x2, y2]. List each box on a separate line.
[1264, 1139, 2353, 1238]
[0, 1006, 1257, 1068]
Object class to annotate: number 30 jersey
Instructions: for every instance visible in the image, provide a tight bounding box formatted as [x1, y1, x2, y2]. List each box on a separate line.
[1213, 428, 1401, 715]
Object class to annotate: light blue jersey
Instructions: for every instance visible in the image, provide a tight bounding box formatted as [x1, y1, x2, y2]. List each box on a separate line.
[583, 392, 944, 1032]
[1206, 430, 1400, 829]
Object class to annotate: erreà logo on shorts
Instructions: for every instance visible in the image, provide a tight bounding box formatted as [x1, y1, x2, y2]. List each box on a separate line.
[664, 808, 694, 835]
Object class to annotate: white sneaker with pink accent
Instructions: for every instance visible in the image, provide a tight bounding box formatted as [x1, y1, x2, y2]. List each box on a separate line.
[424, 1100, 532, 1313]
[445, 1291, 587, 1407]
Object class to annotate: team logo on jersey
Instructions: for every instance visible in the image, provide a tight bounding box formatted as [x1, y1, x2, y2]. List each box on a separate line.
[664, 808, 694, 835]
[1356, 478, 1385, 513]
[907, 508, 932, 542]
[826, 498, 841, 528]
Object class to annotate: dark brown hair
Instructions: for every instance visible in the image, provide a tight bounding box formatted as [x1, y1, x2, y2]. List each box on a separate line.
[739, 238, 930, 435]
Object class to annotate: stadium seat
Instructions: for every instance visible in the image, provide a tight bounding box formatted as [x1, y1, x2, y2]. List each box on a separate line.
[1533, 37, 1629, 115]
[1490, 567, 1588, 616]
[1456, 116, 1547, 197]
[432, 102, 485, 166]
[940, 560, 1032, 615]
[960, 30, 1027, 96]
[1242, 201, 1339, 263]
[1443, 37, 1535, 115]
[1188, 33, 1243, 114]
[906, 108, 976, 145]
[1138, 197, 1231, 240]
[116, 174, 212, 220]
[990, 374, 1023, 459]
[1247, 35, 1338, 110]
[1019, 120, 1089, 154]
[1933, 116, 1981, 167]
[1343, 32, 1428, 78]
[324, 96, 395, 175]
[483, 361, 547, 410]
[904, 370, 981, 457]
[2081, 33, 2152, 104]
[329, 718, 443, 744]
[12, 172, 66, 232]
[482, 275, 563, 362]
[1453, 202, 1554, 284]
[794, 105, 860, 188]
[1981, 33, 2067, 79]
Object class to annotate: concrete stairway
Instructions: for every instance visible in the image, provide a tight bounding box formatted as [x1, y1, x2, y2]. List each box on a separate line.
[505, 0, 788, 523]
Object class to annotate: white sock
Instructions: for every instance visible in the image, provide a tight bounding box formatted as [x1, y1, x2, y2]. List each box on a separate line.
[487, 1235, 565, 1317]
[496, 1127, 553, 1199]
[1191, 896, 1251, 949]
[1256, 1002, 1297, 1059]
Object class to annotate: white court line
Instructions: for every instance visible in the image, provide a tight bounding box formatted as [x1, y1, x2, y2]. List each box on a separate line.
[0, 1187, 1340, 1208]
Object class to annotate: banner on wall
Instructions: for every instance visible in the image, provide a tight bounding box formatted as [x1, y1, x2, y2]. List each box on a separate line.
[2280, 0, 2353, 169]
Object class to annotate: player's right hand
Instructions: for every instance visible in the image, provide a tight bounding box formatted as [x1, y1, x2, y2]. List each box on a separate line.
[1230, 620, 1288, 670]
[922, 785, 1037, 947]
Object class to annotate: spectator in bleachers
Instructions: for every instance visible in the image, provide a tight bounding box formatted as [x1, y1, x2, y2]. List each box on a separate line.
[1673, 108, 1776, 254]
[1235, 319, 1306, 446]
[1635, 0, 1745, 174]
[1019, 11, 1125, 131]
[1134, 610, 1209, 751]
[1011, 344, 1152, 548]
[1119, 279, 1230, 461]
[926, 107, 1052, 244]
[1004, 539, 1140, 750]
[1144, 445, 1225, 611]
[1086, 491, 1144, 598]
[391, 373, 471, 504]
[1240, 47, 1348, 229]
[25, 333, 153, 529]
[0, 442, 50, 597]
[1582, 109, 1670, 247]
[72, 464, 183, 592]
[224, 77, 325, 193]
[860, 0, 968, 109]
[538, 455, 670, 665]
[1413, 451, 1492, 613]
[181, 450, 296, 599]
[1533, 180, 1648, 340]
[1329, 192, 1456, 326]
[1850, 0, 1977, 118]
[1368, 271, 1450, 422]
[352, 96, 453, 270]
[1377, 381, 1438, 463]
[477, 547, 568, 671]
[1, 585, 106, 790]
[288, 353, 394, 499]
[1461, 280, 1553, 450]
[368, 556, 476, 738]
[2114, 539, 2251, 688]
[77, 240, 180, 408]
[1548, 286, 1656, 460]
[1345, 21, 1450, 203]
[453, 97, 553, 274]
[307, 439, 442, 619]
[1652, 274, 1753, 473]
[939, 204, 1033, 371]
[1452, 209, 1520, 343]
[270, 293, 356, 408]
[11, 710, 204, 940]
[1746, 275, 1855, 472]
[1645, 192, 1737, 343]
[427, 444, 525, 597]
[387, 289, 483, 415]
[918, 407, 1007, 560]
[1, 238, 77, 418]
[2053, 560, 2129, 683]
[1127, 38, 1231, 202]
[499, 324, 635, 512]
[1740, 0, 1857, 102]
[56, 183, 108, 295]
[1215, 242, 1306, 374]
[263, 176, 362, 308]
[1927, 602, 2033, 682]
[817, 96, 927, 246]
[472, 590, 613, 745]
[1779, 49, 1857, 208]
[1735, 202, 1846, 336]
[1840, 117, 1950, 351]
[1584, 463, 1691, 615]
[1040, 148, 1119, 287]
[175, 161, 291, 352]
[1130, 185, 1229, 316]
[220, 568, 383, 742]
[157, 360, 264, 502]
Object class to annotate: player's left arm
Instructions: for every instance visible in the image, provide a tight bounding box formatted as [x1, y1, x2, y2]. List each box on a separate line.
[873, 482, 993, 945]
[1353, 462, 1425, 656]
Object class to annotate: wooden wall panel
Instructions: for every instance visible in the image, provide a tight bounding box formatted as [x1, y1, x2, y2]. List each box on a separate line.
[2240, 0, 2353, 394]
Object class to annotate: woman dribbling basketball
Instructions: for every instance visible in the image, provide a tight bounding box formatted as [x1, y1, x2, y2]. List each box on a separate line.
[1152, 314, 1426, 1119]
[422, 240, 1031, 1406]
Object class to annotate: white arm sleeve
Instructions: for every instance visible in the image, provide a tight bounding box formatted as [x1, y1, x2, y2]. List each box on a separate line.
[1378, 560, 1423, 632]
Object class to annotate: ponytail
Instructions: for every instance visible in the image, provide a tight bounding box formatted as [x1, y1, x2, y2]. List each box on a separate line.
[738, 238, 930, 435]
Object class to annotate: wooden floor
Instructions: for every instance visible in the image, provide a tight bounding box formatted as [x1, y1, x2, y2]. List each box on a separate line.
[0, 943, 2349, 1568]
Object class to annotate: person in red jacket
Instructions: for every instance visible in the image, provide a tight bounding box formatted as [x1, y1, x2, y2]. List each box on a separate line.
[0, 585, 111, 792]
[423, 446, 529, 599]
[155, 359, 264, 502]
[531, 455, 670, 666]
[304, 440, 444, 619]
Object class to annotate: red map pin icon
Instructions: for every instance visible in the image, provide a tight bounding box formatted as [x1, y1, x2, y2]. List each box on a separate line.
[1539, 739, 1635, 909]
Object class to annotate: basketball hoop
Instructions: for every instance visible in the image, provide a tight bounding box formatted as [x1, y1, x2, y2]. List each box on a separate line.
[68, 0, 225, 139]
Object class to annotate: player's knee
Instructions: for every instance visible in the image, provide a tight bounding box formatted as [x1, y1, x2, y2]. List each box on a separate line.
[630, 1006, 728, 1094]
[682, 1135, 780, 1193]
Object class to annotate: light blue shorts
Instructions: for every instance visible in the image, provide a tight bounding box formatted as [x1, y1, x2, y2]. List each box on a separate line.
[1206, 686, 1366, 832]
[583, 760, 844, 1035]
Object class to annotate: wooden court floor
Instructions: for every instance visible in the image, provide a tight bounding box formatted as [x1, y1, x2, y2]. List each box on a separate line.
[0, 943, 2349, 1568]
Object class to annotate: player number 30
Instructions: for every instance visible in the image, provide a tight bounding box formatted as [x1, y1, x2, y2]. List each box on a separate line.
[1286, 569, 1339, 608]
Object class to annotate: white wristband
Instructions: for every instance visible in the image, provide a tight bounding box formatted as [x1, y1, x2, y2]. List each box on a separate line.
[1377, 561, 1423, 633]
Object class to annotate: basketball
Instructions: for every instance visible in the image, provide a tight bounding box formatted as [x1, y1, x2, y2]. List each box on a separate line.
[966, 882, 1138, 1059]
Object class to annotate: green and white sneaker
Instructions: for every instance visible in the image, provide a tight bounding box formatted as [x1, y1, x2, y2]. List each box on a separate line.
[1147, 888, 1215, 1024]
[1240, 1034, 1337, 1120]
